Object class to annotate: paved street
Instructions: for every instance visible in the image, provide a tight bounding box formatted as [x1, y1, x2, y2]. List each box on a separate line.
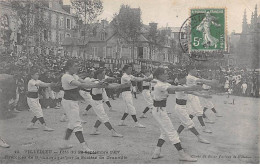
[0, 93, 259, 164]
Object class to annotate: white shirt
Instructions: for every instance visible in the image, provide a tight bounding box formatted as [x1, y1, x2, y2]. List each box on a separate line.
[83, 77, 95, 91]
[143, 74, 152, 86]
[202, 84, 211, 90]
[121, 73, 135, 84]
[241, 83, 247, 89]
[152, 80, 171, 101]
[61, 73, 79, 90]
[27, 79, 44, 92]
[92, 80, 104, 95]
[175, 85, 188, 100]
[186, 74, 199, 86]
[151, 79, 158, 89]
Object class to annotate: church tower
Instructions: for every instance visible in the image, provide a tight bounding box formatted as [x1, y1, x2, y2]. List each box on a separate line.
[242, 9, 248, 33]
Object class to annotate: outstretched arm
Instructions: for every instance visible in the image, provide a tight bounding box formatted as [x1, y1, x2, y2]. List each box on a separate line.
[186, 91, 212, 98]
[197, 78, 219, 87]
[131, 76, 152, 82]
[107, 83, 131, 89]
[70, 80, 108, 89]
[36, 81, 54, 88]
[167, 85, 203, 94]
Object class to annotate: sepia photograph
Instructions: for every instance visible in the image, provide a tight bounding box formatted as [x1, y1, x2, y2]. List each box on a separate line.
[0, 0, 259, 164]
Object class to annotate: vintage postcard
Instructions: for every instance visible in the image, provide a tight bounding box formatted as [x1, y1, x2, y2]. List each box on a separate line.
[0, 0, 259, 164]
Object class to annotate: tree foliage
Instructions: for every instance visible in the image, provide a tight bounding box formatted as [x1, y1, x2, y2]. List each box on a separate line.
[71, 0, 103, 25]
[9, 0, 50, 47]
[111, 5, 142, 43]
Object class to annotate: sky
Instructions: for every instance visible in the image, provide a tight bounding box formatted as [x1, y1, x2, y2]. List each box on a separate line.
[64, 0, 260, 34]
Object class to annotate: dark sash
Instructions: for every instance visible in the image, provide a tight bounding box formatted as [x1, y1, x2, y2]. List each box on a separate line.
[143, 86, 150, 90]
[122, 87, 131, 92]
[153, 100, 167, 107]
[176, 99, 187, 105]
[27, 92, 38, 98]
[64, 88, 84, 101]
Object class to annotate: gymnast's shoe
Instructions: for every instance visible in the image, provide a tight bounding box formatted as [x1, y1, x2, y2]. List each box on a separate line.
[111, 131, 123, 138]
[81, 120, 87, 124]
[205, 117, 215, 124]
[152, 147, 163, 159]
[215, 112, 223, 117]
[202, 126, 212, 133]
[60, 114, 68, 122]
[59, 142, 73, 150]
[90, 129, 101, 135]
[26, 123, 38, 130]
[134, 122, 146, 128]
[198, 136, 210, 144]
[140, 114, 147, 118]
[43, 126, 54, 132]
[178, 150, 197, 162]
[82, 145, 94, 153]
[118, 120, 127, 126]
[0, 138, 10, 148]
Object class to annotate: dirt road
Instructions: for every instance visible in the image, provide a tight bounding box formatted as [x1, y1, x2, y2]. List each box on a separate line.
[0, 94, 259, 164]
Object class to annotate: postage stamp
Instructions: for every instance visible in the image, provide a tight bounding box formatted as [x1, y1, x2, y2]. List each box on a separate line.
[190, 8, 226, 51]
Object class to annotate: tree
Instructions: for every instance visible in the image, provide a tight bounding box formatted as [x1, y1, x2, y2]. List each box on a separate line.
[111, 5, 142, 59]
[147, 23, 158, 60]
[9, 0, 50, 71]
[71, 0, 103, 69]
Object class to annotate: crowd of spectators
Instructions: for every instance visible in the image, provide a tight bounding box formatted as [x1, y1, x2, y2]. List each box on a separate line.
[0, 50, 259, 114]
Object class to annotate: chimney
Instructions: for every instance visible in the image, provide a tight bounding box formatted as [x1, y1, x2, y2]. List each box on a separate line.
[101, 19, 108, 28]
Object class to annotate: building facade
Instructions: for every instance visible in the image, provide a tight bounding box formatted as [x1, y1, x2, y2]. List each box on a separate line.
[62, 19, 184, 70]
[235, 5, 260, 68]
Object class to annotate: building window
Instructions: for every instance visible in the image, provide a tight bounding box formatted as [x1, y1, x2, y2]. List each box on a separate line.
[66, 18, 71, 29]
[52, 14, 56, 28]
[66, 33, 71, 38]
[122, 47, 131, 58]
[180, 32, 186, 39]
[51, 30, 56, 42]
[59, 17, 64, 28]
[43, 29, 48, 41]
[92, 47, 98, 57]
[59, 32, 63, 44]
[100, 32, 105, 40]
[107, 47, 112, 58]
[171, 33, 174, 39]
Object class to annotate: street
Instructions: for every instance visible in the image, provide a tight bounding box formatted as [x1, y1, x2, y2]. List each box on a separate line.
[0, 94, 259, 164]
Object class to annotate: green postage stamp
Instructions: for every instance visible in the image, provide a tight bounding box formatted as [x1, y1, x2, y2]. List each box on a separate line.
[190, 8, 226, 51]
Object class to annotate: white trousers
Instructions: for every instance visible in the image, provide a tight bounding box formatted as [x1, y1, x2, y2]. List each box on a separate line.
[187, 94, 203, 116]
[91, 100, 110, 123]
[79, 90, 93, 104]
[102, 90, 109, 102]
[61, 99, 83, 132]
[142, 89, 153, 109]
[200, 97, 214, 109]
[174, 104, 195, 129]
[122, 91, 136, 115]
[152, 107, 180, 144]
[27, 97, 43, 118]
